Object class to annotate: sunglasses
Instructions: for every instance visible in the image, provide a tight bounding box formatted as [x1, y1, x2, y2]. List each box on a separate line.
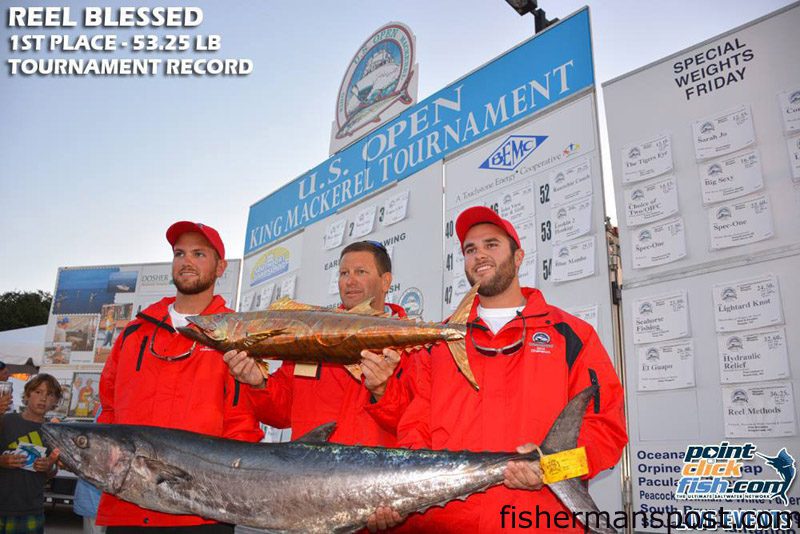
[469, 320, 527, 357]
[150, 327, 196, 361]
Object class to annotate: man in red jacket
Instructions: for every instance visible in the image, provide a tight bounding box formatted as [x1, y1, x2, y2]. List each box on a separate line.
[223, 240, 412, 446]
[97, 221, 263, 533]
[372, 206, 627, 533]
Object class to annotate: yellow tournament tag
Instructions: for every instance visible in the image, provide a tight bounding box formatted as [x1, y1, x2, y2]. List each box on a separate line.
[293, 363, 319, 378]
[540, 446, 589, 484]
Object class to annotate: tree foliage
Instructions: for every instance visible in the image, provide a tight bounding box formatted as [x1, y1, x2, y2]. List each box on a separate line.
[0, 291, 52, 332]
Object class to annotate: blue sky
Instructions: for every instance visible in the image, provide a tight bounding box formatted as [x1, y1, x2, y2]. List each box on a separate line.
[0, 0, 793, 293]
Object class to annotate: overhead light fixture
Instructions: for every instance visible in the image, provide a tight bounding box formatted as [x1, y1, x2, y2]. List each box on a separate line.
[503, 0, 558, 33]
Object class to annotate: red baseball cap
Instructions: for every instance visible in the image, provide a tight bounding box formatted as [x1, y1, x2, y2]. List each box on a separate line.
[455, 206, 521, 251]
[166, 221, 225, 259]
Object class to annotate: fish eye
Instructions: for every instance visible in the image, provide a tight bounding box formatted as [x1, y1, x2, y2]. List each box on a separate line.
[74, 435, 89, 449]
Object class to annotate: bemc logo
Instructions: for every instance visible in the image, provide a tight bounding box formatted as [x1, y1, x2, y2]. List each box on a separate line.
[479, 135, 548, 171]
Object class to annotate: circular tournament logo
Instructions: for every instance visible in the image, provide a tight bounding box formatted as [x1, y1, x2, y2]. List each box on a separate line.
[399, 287, 423, 318]
[335, 23, 415, 140]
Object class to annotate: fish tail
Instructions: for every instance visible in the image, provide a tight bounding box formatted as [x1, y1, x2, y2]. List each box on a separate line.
[447, 339, 479, 391]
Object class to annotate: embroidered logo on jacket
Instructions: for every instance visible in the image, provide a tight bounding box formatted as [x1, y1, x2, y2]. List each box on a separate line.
[529, 331, 553, 353]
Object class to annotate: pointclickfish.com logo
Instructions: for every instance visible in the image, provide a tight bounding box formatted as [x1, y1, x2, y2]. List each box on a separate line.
[675, 442, 796, 505]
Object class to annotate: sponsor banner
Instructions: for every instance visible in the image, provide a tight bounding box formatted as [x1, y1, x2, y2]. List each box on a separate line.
[246, 9, 594, 254]
[698, 149, 764, 205]
[632, 290, 690, 345]
[623, 174, 679, 227]
[551, 235, 595, 283]
[722, 381, 796, 438]
[692, 104, 756, 161]
[777, 86, 800, 134]
[713, 274, 784, 332]
[717, 326, 790, 384]
[707, 194, 773, 250]
[621, 133, 673, 184]
[637, 339, 695, 392]
[552, 196, 592, 244]
[550, 157, 592, 207]
[631, 217, 687, 269]
[244, 236, 303, 289]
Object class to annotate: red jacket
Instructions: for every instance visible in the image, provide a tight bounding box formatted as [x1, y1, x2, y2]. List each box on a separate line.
[395, 287, 627, 533]
[97, 296, 263, 527]
[248, 303, 414, 446]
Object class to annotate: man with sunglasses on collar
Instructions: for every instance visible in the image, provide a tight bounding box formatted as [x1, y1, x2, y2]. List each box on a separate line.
[224, 240, 413, 447]
[371, 206, 627, 533]
[97, 222, 263, 533]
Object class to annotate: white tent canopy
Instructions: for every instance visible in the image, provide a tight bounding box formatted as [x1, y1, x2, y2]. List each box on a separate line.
[0, 325, 46, 366]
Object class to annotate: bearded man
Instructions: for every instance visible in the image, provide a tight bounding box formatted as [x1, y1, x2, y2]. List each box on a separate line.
[370, 206, 628, 533]
[97, 222, 263, 533]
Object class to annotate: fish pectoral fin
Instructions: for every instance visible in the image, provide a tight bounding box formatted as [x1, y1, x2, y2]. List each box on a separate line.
[448, 283, 479, 325]
[296, 422, 337, 443]
[344, 363, 362, 380]
[345, 298, 382, 316]
[241, 329, 287, 348]
[139, 457, 193, 486]
[268, 298, 324, 311]
[447, 339, 479, 391]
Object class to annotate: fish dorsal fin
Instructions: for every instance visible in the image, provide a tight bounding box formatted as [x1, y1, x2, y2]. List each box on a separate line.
[296, 422, 337, 443]
[448, 283, 479, 326]
[344, 363, 362, 381]
[268, 298, 321, 311]
[346, 298, 382, 316]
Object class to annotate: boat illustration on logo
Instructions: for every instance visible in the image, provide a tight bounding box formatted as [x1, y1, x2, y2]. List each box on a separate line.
[721, 287, 737, 301]
[716, 207, 732, 220]
[726, 336, 743, 351]
[334, 23, 415, 141]
[628, 147, 641, 159]
[731, 389, 749, 404]
[700, 121, 715, 134]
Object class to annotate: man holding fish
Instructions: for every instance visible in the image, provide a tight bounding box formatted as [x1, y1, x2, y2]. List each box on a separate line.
[96, 221, 263, 533]
[371, 206, 628, 532]
[223, 240, 415, 447]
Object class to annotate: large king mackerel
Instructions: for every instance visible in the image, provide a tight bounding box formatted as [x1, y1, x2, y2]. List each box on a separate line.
[42, 387, 616, 534]
[177, 285, 480, 389]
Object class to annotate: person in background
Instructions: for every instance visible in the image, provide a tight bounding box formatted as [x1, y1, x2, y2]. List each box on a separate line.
[97, 221, 263, 533]
[224, 240, 413, 447]
[74, 408, 105, 534]
[0, 374, 62, 534]
[0, 362, 11, 413]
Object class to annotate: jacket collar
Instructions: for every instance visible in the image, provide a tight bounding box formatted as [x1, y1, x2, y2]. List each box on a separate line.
[467, 286, 551, 333]
[137, 295, 230, 331]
